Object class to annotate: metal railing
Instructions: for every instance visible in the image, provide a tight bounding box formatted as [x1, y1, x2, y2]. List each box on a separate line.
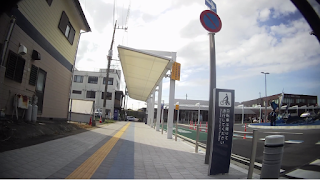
[168, 122, 258, 179]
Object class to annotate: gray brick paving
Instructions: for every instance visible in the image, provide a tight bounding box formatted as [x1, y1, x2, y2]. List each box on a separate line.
[0, 122, 257, 179]
[0, 122, 126, 179]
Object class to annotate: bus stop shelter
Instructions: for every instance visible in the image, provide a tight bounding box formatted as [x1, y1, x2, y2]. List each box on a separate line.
[117, 45, 177, 138]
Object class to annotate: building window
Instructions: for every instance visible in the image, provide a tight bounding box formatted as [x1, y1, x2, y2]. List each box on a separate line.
[101, 92, 112, 100]
[72, 90, 82, 94]
[5, 50, 25, 83]
[88, 76, 98, 84]
[73, 75, 83, 83]
[283, 98, 294, 104]
[46, 0, 53, 6]
[58, 11, 76, 45]
[29, 65, 38, 86]
[86, 91, 96, 98]
[308, 99, 316, 104]
[103, 77, 113, 85]
[296, 99, 305, 103]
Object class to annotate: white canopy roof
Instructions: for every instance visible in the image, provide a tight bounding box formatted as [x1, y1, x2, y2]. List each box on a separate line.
[118, 45, 174, 102]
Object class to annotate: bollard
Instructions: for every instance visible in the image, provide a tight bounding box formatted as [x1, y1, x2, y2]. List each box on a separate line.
[175, 121, 178, 141]
[161, 119, 164, 134]
[195, 124, 199, 153]
[260, 135, 285, 179]
[206, 122, 208, 133]
[248, 130, 258, 179]
[243, 123, 247, 139]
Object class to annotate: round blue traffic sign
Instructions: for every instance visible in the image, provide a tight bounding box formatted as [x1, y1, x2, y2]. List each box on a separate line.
[200, 10, 222, 33]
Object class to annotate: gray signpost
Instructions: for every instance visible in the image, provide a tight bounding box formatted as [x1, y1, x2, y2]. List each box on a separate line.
[208, 88, 235, 175]
[199, 4, 222, 165]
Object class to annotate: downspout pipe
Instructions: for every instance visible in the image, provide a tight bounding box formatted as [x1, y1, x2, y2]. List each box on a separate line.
[1, 15, 16, 66]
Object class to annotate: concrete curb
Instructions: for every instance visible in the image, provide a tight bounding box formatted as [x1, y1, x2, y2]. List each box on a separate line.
[248, 124, 320, 129]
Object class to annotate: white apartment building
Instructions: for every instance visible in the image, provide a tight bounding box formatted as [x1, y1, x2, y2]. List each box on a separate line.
[70, 69, 123, 119]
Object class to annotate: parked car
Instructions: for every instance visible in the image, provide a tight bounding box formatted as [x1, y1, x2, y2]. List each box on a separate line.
[126, 116, 138, 121]
[126, 116, 135, 121]
[94, 109, 102, 117]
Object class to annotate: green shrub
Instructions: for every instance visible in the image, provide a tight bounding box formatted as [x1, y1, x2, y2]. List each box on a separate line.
[103, 119, 115, 124]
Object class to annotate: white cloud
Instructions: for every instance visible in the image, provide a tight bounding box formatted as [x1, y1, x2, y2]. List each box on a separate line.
[75, 0, 320, 110]
[259, 8, 271, 22]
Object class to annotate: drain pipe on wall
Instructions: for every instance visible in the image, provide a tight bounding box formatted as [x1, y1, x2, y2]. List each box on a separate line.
[0, 16, 16, 67]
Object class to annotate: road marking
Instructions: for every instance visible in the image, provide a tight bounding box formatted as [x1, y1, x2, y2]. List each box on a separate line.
[231, 154, 284, 172]
[286, 169, 320, 179]
[233, 133, 252, 139]
[310, 159, 320, 166]
[173, 129, 192, 133]
[264, 132, 303, 135]
[285, 140, 304, 144]
[66, 123, 131, 179]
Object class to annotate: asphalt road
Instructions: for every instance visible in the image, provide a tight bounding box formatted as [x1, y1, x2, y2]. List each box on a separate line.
[163, 123, 320, 175]
[231, 124, 320, 173]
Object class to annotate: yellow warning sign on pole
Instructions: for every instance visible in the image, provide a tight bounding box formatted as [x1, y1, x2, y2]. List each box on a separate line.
[171, 62, 181, 81]
[175, 104, 179, 110]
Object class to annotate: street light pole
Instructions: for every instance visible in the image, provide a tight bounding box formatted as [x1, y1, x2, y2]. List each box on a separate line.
[261, 72, 269, 123]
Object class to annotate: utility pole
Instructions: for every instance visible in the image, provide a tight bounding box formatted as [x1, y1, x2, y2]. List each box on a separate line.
[186, 94, 187, 100]
[102, 21, 117, 120]
[102, 20, 128, 120]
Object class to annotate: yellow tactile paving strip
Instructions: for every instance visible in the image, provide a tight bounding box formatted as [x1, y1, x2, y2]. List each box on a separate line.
[66, 122, 131, 179]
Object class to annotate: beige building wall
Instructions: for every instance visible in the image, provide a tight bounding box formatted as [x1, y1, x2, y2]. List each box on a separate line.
[0, 0, 88, 120]
[18, 0, 82, 65]
[0, 23, 71, 119]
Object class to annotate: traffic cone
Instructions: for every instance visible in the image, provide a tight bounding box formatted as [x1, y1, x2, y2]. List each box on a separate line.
[99, 116, 102, 123]
[206, 122, 208, 133]
[89, 116, 92, 126]
[243, 123, 247, 139]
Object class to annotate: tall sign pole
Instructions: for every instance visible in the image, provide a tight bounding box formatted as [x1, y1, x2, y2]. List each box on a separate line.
[199, 7, 222, 164]
[205, 32, 216, 164]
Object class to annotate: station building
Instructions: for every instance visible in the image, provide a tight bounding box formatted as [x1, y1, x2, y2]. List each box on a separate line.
[144, 93, 319, 124]
[241, 93, 318, 116]
[241, 93, 317, 108]
[144, 99, 256, 124]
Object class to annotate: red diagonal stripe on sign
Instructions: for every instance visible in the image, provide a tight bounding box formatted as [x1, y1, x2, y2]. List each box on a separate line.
[205, 14, 218, 29]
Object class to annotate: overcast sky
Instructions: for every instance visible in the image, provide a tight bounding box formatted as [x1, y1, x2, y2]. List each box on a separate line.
[76, 0, 320, 110]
